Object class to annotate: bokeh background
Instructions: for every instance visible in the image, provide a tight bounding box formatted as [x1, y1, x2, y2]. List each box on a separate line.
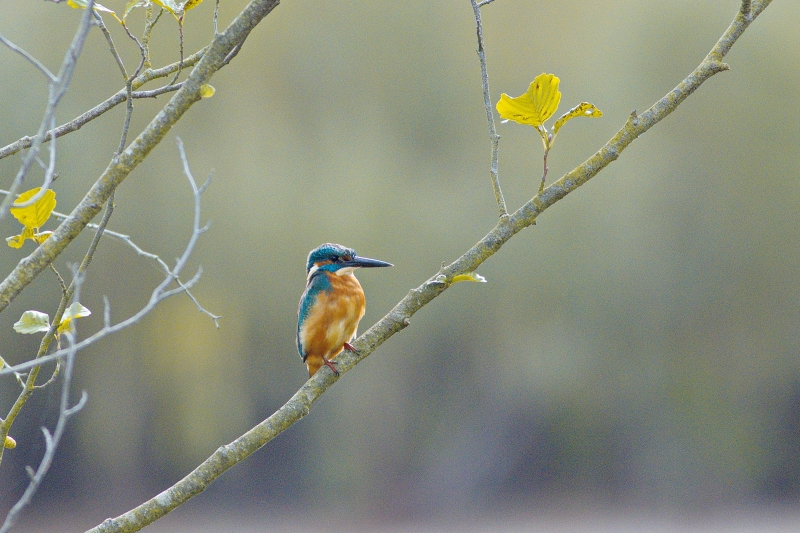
[1, 0, 799, 531]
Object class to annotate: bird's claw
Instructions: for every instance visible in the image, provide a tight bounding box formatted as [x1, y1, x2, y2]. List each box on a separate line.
[322, 357, 340, 376]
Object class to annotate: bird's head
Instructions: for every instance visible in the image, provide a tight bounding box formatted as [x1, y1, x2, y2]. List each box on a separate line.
[306, 243, 392, 280]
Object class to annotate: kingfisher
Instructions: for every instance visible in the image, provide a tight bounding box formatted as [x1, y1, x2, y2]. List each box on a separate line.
[297, 243, 392, 377]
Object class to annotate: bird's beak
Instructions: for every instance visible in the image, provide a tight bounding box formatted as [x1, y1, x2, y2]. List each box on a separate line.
[344, 255, 393, 269]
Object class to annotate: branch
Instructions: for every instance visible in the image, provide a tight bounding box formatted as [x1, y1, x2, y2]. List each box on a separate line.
[470, 0, 506, 217]
[0, 184, 219, 327]
[83, 2, 772, 532]
[0, 180, 118, 470]
[0, 1, 96, 222]
[0, 0, 281, 314]
[0, 138, 216, 377]
[0, 33, 56, 81]
[0, 290, 88, 533]
[0, 49, 205, 161]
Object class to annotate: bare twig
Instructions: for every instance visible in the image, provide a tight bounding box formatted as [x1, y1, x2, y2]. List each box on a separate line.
[93, 11, 129, 81]
[168, 21, 186, 86]
[471, 0, 506, 217]
[0, 283, 88, 533]
[0, 49, 205, 162]
[539, 146, 549, 193]
[0, 173, 116, 470]
[0, 0, 281, 315]
[0, 185, 217, 324]
[0, 33, 56, 81]
[0, 1, 96, 221]
[0, 139, 218, 377]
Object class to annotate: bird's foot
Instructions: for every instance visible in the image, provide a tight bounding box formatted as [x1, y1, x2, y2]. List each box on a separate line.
[343, 342, 358, 353]
[322, 356, 340, 376]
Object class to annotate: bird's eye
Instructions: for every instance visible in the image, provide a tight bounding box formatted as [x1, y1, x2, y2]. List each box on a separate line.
[330, 256, 339, 263]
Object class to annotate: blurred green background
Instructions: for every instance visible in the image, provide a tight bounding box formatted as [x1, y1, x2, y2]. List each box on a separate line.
[1, 0, 799, 530]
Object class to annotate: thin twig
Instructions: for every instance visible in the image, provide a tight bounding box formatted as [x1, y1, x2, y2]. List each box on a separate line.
[0, 33, 56, 81]
[0, 0, 283, 315]
[539, 147, 549, 193]
[142, 6, 164, 70]
[0, 186, 217, 323]
[0, 174, 115, 471]
[0, 293, 88, 533]
[0, 47, 205, 162]
[0, 1, 96, 222]
[93, 11, 129, 81]
[12, 112, 61, 211]
[132, 83, 183, 98]
[0, 141, 219, 376]
[470, 0, 507, 217]
[168, 21, 186, 86]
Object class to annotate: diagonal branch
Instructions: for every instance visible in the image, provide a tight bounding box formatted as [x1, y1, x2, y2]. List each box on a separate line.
[83, 2, 772, 532]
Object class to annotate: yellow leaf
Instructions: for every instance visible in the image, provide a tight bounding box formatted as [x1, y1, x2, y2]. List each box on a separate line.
[57, 302, 92, 334]
[552, 102, 603, 136]
[67, 0, 121, 22]
[123, 0, 148, 21]
[6, 227, 34, 249]
[152, 0, 201, 17]
[452, 272, 487, 283]
[496, 73, 562, 127]
[4, 436, 16, 449]
[10, 188, 56, 230]
[199, 84, 215, 98]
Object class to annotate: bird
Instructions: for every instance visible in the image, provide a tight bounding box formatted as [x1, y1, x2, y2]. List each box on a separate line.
[297, 243, 392, 377]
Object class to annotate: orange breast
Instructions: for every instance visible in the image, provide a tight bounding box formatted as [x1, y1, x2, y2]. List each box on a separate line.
[300, 273, 366, 362]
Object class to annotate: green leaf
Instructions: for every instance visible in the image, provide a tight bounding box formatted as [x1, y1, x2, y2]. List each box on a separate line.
[13, 310, 51, 334]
